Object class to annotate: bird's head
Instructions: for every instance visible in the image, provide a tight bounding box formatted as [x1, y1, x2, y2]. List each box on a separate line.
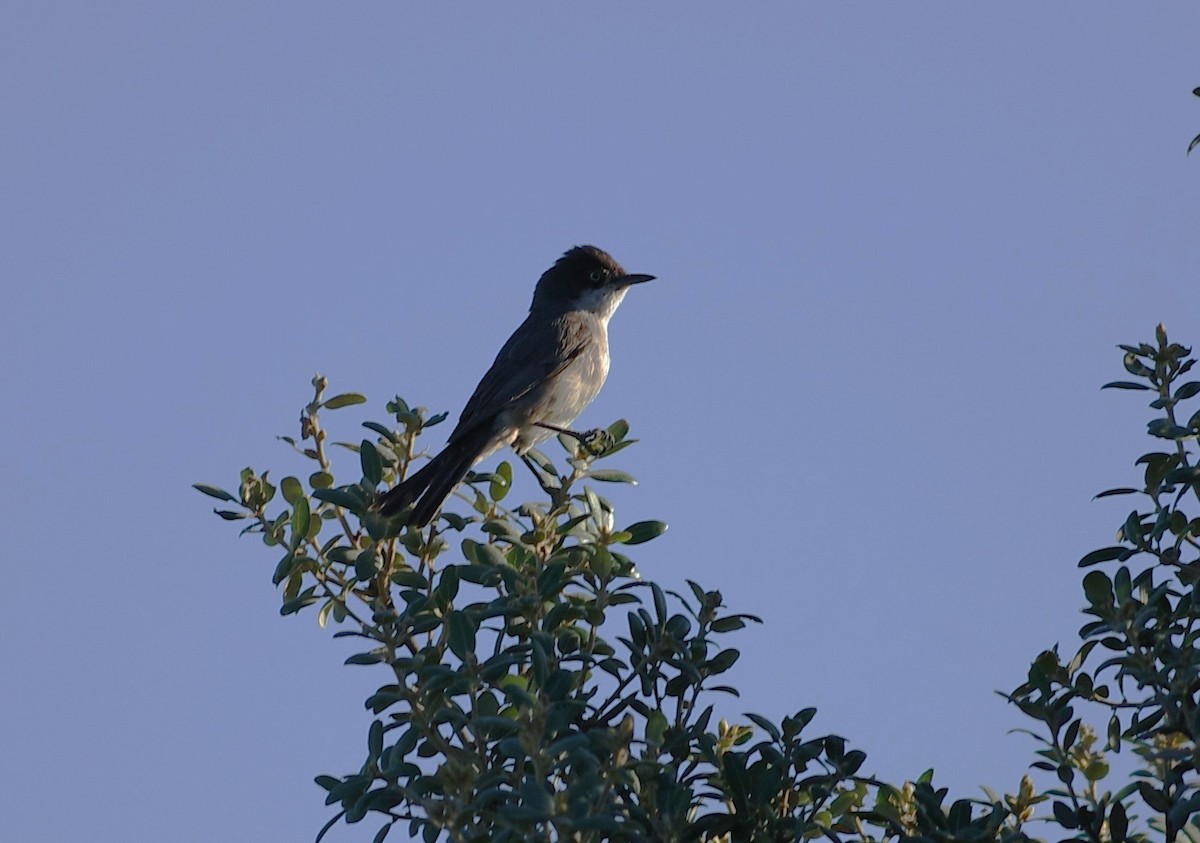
[531, 245, 654, 321]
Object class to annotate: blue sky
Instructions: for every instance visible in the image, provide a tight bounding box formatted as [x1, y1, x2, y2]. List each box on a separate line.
[4, 4, 1199, 840]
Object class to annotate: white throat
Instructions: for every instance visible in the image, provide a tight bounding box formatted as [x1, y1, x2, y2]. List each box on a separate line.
[575, 285, 629, 327]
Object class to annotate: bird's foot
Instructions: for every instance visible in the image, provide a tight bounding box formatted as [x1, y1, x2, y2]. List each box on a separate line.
[535, 422, 614, 457]
[576, 428, 614, 457]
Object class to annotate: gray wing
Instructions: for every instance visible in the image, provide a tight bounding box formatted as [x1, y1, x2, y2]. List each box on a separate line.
[447, 312, 588, 443]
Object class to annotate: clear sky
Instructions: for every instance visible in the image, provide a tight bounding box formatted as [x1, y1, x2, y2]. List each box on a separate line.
[4, 4, 1199, 841]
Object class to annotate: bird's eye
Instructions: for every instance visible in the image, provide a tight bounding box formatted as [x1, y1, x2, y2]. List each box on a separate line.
[589, 268, 608, 283]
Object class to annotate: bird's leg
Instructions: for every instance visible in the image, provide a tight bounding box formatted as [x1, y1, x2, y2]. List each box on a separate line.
[534, 422, 613, 457]
[520, 453, 571, 510]
[521, 453, 558, 492]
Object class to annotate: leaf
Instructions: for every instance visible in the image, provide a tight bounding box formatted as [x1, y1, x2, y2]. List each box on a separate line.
[490, 461, 512, 502]
[651, 582, 668, 624]
[825, 736, 846, 762]
[1101, 381, 1152, 391]
[1108, 801, 1128, 843]
[644, 709, 668, 748]
[434, 565, 460, 604]
[600, 439, 638, 458]
[1082, 571, 1113, 607]
[1078, 546, 1125, 568]
[1122, 511, 1143, 546]
[1148, 419, 1190, 440]
[281, 476, 304, 504]
[360, 440, 382, 486]
[315, 811, 347, 843]
[840, 749, 867, 776]
[391, 567, 428, 589]
[323, 393, 367, 409]
[1137, 780, 1168, 812]
[480, 518, 523, 544]
[1052, 801, 1078, 828]
[291, 497, 311, 549]
[1123, 353, 1154, 378]
[520, 776, 552, 818]
[1093, 488, 1138, 499]
[345, 652, 385, 666]
[664, 613, 692, 640]
[193, 483, 238, 502]
[589, 469, 638, 485]
[355, 549, 381, 581]
[711, 616, 746, 633]
[745, 712, 782, 742]
[947, 799, 971, 831]
[280, 590, 319, 615]
[313, 487, 367, 511]
[358, 506, 387, 541]
[1165, 466, 1200, 485]
[1063, 718, 1080, 751]
[584, 486, 604, 521]
[707, 648, 740, 674]
[362, 421, 399, 443]
[448, 611, 477, 660]
[620, 520, 668, 545]
[272, 550, 296, 585]
[1175, 381, 1200, 400]
[368, 720, 383, 761]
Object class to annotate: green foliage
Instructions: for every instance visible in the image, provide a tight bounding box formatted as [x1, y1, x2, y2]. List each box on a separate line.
[1004, 325, 1200, 843]
[198, 374, 876, 841]
[198, 329, 1200, 842]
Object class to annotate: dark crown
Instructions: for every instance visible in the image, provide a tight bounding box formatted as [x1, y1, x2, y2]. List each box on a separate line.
[531, 245, 626, 309]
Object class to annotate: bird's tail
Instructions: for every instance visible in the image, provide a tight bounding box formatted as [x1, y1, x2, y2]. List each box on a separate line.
[377, 426, 492, 528]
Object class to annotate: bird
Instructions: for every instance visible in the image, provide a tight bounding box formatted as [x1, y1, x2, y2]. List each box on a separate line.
[377, 245, 654, 528]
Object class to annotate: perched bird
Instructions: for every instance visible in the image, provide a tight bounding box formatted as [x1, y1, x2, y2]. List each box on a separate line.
[377, 245, 654, 527]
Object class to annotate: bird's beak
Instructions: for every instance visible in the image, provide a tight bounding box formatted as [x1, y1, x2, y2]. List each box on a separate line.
[616, 273, 655, 287]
